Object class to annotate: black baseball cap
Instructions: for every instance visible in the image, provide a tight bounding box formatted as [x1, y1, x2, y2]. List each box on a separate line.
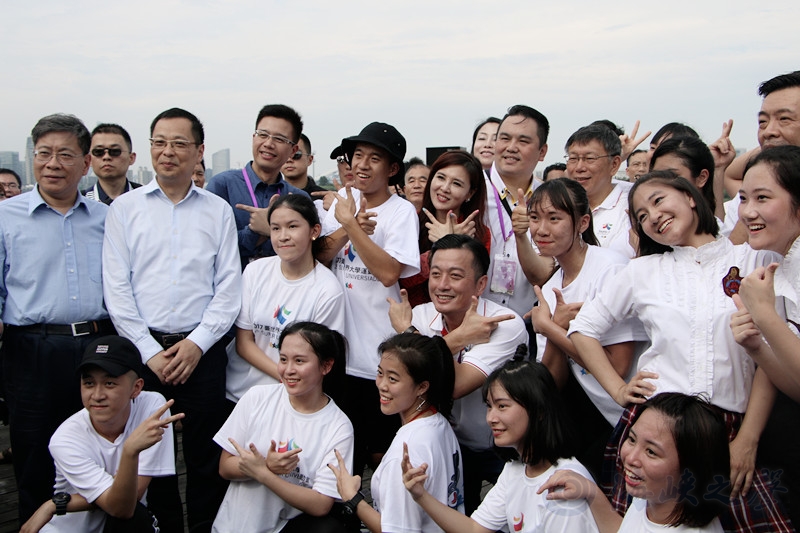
[79, 336, 143, 377]
[340, 122, 407, 186]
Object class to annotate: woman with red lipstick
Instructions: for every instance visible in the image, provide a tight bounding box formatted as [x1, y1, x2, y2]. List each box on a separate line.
[329, 333, 463, 533]
[401, 360, 600, 533]
[400, 151, 489, 306]
[226, 194, 345, 403]
[520, 178, 646, 479]
[568, 171, 792, 532]
[213, 322, 354, 533]
[541, 392, 729, 532]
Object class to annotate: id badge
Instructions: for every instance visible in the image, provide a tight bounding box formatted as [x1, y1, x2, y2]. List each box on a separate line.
[490, 254, 517, 295]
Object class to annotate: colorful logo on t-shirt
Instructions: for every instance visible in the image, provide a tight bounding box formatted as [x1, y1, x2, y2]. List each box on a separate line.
[345, 282, 353, 289]
[277, 439, 300, 452]
[512, 513, 524, 531]
[344, 242, 357, 262]
[722, 266, 742, 297]
[447, 450, 463, 509]
[602, 222, 613, 231]
[273, 305, 292, 324]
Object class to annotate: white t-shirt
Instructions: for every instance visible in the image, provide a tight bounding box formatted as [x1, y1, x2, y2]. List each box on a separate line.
[719, 195, 740, 238]
[536, 245, 648, 425]
[591, 183, 635, 259]
[411, 298, 528, 451]
[43, 391, 175, 533]
[569, 237, 779, 413]
[471, 458, 599, 532]
[227, 257, 345, 401]
[324, 190, 420, 379]
[371, 413, 464, 533]
[618, 497, 724, 532]
[212, 384, 354, 533]
[484, 164, 539, 317]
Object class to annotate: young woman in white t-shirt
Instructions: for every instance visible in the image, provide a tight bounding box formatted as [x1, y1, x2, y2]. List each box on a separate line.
[569, 171, 792, 532]
[329, 333, 464, 533]
[402, 359, 600, 533]
[541, 392, 728, 532]
[227, 194, 345, 402]
[213, 321, 354, 533]
[516, 178, 642, 479]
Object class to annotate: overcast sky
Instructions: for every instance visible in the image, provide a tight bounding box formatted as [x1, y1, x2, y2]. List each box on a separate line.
[1, 0, 798, 177]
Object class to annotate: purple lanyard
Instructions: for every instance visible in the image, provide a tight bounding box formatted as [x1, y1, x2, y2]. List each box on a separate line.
[242, 168, 258, 207]
[490, 181, 513, 242]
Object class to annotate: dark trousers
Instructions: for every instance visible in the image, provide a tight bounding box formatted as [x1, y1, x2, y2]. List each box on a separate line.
[142, 337, 231, 533]
[1, 328, 109, 523]
[461, 444, 504, 515]
[758, 391, 800, 528]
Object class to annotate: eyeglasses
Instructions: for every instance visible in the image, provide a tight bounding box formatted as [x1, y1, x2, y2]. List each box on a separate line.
[91, 147, 126, 158]
[33, 150, 82, 166]
[336, 155, 348, 165]
[564, 154, 614, 165]
[149, 138, 197, 151]
[0, 182, 20, 189]
[291, 151, 312, 161]
[253, 130, 295, 146]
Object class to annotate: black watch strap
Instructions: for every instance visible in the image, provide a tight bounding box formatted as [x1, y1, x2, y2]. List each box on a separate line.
[53, 492, 71, 516]
[343, 491, 365, 515]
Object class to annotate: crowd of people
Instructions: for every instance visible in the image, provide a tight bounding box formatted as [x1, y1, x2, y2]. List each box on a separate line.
[1, 69, 799, 533]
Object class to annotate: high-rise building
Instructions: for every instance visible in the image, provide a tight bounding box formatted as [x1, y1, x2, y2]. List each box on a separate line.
[212, 149, 231, 178]
[136, 166, 154, 184]
[0, 151, 23, 179]
[25, 136, 34, 187]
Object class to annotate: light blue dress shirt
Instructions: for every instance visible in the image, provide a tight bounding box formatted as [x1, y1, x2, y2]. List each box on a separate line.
[0, 187, 108, 326]
[102, 180, 242, 363]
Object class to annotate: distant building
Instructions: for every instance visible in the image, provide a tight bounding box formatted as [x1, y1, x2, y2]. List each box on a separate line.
[136, 166, 154, 184]
[212, 149, 230, 179]
[0, 151, 24, 179]
[25, 136, 34, 187]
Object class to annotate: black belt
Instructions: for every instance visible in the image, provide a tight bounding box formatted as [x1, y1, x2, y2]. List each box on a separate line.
[149, 329, 193, 349]
[7, 319, 115, 337]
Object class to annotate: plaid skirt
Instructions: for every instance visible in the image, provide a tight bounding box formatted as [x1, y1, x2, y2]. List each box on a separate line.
[601, 404, 795, 533]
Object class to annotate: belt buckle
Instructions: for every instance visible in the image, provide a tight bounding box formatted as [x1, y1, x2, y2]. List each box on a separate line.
[162, 334, 185, 348]
[70, 321, 91, 337]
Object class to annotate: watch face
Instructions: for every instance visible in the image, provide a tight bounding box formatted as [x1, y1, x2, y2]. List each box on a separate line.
[53, 493, 70, 505]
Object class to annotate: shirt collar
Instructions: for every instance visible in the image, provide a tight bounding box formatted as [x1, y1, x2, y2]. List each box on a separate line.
[488, 162, 534, 205]
[246, 162, 286, 190]
[28, 185, 88, 216]
[145, 177, 197, 204]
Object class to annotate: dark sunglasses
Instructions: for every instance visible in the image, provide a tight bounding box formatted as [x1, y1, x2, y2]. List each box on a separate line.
[91, 147, 125, 158]
[291, 151, 311, 161]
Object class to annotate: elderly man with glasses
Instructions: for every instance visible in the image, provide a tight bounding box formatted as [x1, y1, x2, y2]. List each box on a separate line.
[206, 104, 310, 267]
[0, 114, 115, 524]
[82, 123, 141, 204]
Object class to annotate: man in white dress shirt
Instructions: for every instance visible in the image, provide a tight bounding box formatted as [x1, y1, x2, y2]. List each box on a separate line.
[102, 107, 241, 533]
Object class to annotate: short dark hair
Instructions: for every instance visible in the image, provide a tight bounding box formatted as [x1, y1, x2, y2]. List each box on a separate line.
[267, 194, 326, 259]
[256, 104, 303, 143]
[471, 117, 502, 153]
[32, 114, 91, 155]
[501, 105, 550, 146]
[651, 136, 716, 214]
[483, 360, 575, 465]
[745, 145, 800, 212]
[430, 234, 490, 279]
[91, 123, 133, 151]
[651, 123, 699, 148]
[758, 70, 800, 97]
[0, 168, 22, 187]
[299, 133, 311, 154]
[530, 177, 598, 246]
[199, 159, 206, 170]
[378, 333, 456, 419]
[404, 156, 426, 175]
[278, 321, 347, 403]
[150, 108, 204, 145]
[632, 393, 730, 528]
[626, 149, 647, 165]
[565, 124, 621, 157]
[419, 151, 488, 253]
[542, 162, 566, 181]
[629, 171, 719, 256]
[590, 119, 624, 137]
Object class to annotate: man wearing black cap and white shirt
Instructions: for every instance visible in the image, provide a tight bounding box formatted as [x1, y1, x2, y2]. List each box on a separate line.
[21, 336, 182, 533]
[318, 123, 420, 475]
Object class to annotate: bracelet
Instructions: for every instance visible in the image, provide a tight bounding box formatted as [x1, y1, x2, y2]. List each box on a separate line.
[403, 326, 418, 334]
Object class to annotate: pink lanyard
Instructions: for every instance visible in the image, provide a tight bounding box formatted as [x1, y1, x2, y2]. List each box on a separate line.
[242, 168, 258, 207]
[490, 181, 513, 242]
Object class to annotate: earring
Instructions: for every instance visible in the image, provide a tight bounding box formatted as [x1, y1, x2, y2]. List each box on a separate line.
[415, 396, 427, 412]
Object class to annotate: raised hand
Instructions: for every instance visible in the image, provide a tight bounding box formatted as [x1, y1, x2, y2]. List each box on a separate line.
[229, 438, 269, 483]
[422, 207, 455, 243]
[455, 296, 515, 346]
[266, 440, 302, 475]
[333, 185, 358, 228]
[125, 400, 184, 455]
[551, 287, 582, 329]
[355, 196, 377, 235]
[401, 442, 429, 501]
[452, 210, 479, 238]
[730, 294, 765, 352]
[738, 263, 779, 323]
[387, 289, 413, 333]
[537, 469, 595, 501]
[511, 188, 530, 236]
[327, 449, 361, 501]
[709, 119, 735, 169]
[619, 120, 652, 162]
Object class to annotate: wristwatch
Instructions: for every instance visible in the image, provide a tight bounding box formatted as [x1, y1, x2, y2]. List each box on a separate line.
[52, 492, 71, 516]
[342, 491, 365, 516]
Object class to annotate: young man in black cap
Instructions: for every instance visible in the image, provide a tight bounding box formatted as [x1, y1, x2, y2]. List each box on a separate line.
[319, 122, 420, 474]
[21, 336, 182, 533]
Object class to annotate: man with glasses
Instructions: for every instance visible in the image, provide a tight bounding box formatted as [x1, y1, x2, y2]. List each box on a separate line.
[0, 168, 22, 198]
[281, 133, 325, 194]
[207, 104, 309, 267]
[103, 108, 241, 532]
[565, 124, 633, 258]
[0, 114, 114, 523]
[83, 124, 140, 204]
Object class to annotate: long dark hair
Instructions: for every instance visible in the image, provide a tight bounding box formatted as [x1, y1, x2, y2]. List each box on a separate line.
[267, 194, 328, 260]
[278, 321, 347, 403]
